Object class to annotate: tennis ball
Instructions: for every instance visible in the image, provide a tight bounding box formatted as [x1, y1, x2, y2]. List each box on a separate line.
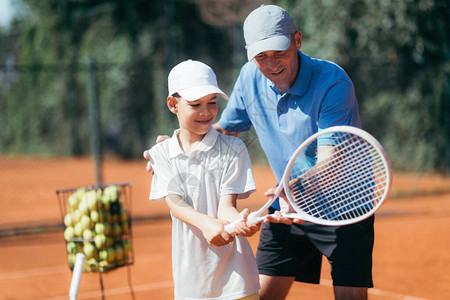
[100, 195, 110, 210]
[123, 240, 132, 256]
[86, 258, 98, 272]
[90, 210, 99, 223]
[76, 187, 87, 195]
[104, 222, 112, 236]
[64, 226, 75, 242]
[104, 185, 120, 199]
[86, 190, 99, 211]
[66, 241, 79, 254]
[98, 260, 109, 272]
[94, 234, 106, 249]
[94, 222, 105, 235]
[64, 213, 74, 227]
[80, 215, 92, 230]
[67, 253, 76, 267]
[83, 243, 95, 260]
[83, 229, 94, 240]
[71, 210, 81, 224]
[106, 247, 115, 263]
[99, 250, 108, 261]
[78, 201, 89, 216]
[68, 194, 79, 210]
[74, 222, 83, 237]
[115, 244, 124, 261]
[111, 223, 121, 238]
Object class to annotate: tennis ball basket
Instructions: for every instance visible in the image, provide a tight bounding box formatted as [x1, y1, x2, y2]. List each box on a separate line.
[57, 183, 134, 273]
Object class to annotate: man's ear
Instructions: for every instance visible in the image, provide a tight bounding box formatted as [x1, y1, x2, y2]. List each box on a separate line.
[167, 96, 178, 114]
[294, 30, 302, 50]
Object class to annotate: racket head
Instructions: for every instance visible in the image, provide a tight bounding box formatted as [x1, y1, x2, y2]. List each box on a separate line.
[283, 126, 392, 226]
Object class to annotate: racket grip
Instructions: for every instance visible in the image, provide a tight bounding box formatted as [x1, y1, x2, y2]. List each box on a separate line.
[224, 212, 265, 235]
[266, 212, 303, 220]
[224, 219, 242, 235]
[69, 253, 85, 300]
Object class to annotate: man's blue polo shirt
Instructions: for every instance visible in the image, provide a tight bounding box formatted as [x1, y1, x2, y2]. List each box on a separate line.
[219, 51, 361, 208]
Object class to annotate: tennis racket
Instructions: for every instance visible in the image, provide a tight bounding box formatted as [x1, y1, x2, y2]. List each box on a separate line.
[225, 126, 392, 234]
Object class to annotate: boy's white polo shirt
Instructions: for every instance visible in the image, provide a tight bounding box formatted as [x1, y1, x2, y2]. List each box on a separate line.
[149, 127, 259, 300]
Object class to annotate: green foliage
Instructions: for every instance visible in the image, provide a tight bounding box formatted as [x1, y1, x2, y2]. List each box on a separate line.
[281, 0, 449, 173]
[0, 0, 448, 173]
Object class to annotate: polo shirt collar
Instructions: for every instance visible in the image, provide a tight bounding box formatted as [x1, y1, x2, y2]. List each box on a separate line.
[291, 51, 311, 97]
[168, 126, 219, 158]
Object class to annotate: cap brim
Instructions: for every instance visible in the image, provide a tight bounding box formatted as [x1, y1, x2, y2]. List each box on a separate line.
[177, 85, 229, 101]
[247, 34, 291, 61]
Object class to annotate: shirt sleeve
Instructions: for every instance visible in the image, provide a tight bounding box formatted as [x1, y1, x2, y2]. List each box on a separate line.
[148, 144, 184, 201]
[318, 80, 362, 129]
[219, 139, 256, 199]
[218, 66, 253, 133]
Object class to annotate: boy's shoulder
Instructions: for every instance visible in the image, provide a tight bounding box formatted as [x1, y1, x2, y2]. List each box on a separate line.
[215, 130, 247, 151]
[149, 136, 172, 156]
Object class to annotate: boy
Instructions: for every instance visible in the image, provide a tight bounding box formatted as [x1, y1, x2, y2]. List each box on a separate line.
[148, 60, 260, 299]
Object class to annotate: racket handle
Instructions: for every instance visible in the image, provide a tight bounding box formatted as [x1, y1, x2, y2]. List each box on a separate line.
[266, 212, 303, 220]
[69, 253, 85, 300]
[224, 212, 265, 235]
[224, 219, 242, 235]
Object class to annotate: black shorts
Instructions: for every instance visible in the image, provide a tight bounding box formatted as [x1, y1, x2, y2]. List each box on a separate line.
[256, 208, 374, 287]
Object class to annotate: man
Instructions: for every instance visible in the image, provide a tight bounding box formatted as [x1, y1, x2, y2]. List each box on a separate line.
[145, 5, 373, 300]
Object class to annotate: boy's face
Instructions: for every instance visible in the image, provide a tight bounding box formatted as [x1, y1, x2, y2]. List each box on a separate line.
[169, 93, 218, 138]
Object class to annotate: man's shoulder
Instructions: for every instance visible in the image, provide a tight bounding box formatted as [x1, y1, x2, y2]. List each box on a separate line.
[305, 53, 350, 80]
[239, 60, 263, 79]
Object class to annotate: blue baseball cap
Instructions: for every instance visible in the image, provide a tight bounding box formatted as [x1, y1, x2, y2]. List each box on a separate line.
[243, 5, 297, 61]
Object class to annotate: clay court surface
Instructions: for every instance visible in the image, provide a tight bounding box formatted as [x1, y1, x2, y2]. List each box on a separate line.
[1, 156, 450, 299]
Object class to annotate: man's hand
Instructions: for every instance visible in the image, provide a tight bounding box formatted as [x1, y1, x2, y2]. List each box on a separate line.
[213, 123, 241, 137]
[143, 135, 170, 172]
[264, 187, 305, 225]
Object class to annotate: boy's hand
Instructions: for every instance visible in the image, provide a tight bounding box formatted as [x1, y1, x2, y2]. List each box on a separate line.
[143, 135, 170, 172]
[201, 219, 234, 247]
[232, 208, 261, 237]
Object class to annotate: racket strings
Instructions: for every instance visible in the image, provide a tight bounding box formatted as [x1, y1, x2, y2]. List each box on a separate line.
[307, 153, 386, 219]
[289, 133, 389, 221]
[304, 149, 383, 219]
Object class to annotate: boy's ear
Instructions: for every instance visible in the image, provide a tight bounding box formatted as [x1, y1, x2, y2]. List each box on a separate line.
[167, 96, 178, 114]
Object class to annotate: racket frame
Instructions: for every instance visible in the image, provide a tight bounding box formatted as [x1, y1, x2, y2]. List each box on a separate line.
[227, 125, 392, 233]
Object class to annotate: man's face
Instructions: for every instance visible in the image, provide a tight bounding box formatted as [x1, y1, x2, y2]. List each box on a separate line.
[253, 32, 302, 94]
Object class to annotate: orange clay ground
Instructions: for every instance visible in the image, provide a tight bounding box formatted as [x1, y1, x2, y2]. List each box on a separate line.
[0, 156, 449, 299]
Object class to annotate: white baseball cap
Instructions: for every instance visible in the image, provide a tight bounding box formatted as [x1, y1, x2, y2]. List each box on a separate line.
[244, 5, 297, 61]
[168, 59, 228, 101]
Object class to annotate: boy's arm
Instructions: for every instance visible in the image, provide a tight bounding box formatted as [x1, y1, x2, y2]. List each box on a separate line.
[218, 194, 261, 237]
[165, 194, 233, 247]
